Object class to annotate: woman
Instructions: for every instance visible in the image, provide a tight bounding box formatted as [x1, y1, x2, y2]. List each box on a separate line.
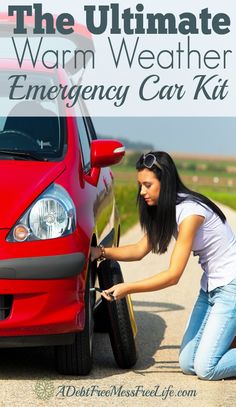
[91, 151, 236, 381]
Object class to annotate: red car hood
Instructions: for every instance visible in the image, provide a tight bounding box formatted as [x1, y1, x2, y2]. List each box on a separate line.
[0, 160, 66, 228]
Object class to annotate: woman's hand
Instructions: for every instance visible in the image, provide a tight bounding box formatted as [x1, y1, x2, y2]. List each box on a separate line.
[101, 283, 131, 302]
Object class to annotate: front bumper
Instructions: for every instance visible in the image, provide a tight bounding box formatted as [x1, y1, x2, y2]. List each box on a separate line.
[0, 241, 88, 337]
[0, 252, 85, 279]
[0, 277, 86, 337]
[0, 232, 89, 340]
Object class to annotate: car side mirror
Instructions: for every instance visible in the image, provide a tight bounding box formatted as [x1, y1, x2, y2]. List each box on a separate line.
[90, 139, 125, 168]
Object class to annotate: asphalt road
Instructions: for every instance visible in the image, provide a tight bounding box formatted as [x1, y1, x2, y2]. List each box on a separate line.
[0, 204, 235, 407]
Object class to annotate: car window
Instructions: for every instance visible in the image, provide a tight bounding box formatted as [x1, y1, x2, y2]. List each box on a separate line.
[80, 101, 97, 141]
[74, 98, 99, 172]
[76, 116, 91, 173]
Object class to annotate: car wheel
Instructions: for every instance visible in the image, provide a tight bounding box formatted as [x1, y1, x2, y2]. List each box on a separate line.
[97, 259, 137, 369]
[54, 267, 94, 375]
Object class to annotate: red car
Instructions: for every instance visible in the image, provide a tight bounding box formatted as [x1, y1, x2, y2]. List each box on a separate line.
[0, 15, 137, 375]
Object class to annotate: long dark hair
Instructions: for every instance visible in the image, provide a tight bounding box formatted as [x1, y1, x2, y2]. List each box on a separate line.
[136, 151, 226, 254]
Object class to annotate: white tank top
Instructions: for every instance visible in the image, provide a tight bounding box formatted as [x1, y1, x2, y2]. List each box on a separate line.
[175, 197, 236, 292]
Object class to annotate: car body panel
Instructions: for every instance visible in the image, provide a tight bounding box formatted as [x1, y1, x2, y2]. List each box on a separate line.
[0, 161, 66, 228]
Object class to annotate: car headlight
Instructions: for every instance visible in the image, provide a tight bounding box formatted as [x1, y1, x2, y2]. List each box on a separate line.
[7, 184, 76, 242]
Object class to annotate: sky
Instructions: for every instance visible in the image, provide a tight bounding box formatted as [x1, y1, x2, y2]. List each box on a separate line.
[94, 117, 236, 156]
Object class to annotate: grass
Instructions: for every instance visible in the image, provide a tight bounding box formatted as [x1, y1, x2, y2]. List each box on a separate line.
[196, 189, 236, 211]
[114, 183, 139, 235]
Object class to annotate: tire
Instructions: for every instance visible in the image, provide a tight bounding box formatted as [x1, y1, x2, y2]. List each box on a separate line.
[54, 267, 94, 375]
[97, 259, 137, 369]
[94, 299, 109, 332]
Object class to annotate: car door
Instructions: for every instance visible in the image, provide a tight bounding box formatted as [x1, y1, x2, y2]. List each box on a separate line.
[75, 103, 115, 245]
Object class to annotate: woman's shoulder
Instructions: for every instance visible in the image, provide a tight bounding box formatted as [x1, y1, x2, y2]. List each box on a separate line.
[176, 194, 210, 225]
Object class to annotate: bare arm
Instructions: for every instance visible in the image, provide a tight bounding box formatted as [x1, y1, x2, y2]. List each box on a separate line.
[91, 233, 152, 262]
[102, 215, 204, 300]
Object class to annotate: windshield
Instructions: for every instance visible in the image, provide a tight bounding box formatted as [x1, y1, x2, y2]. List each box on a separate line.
[0, 70, 66, 161]
[0, 115, 66, 160]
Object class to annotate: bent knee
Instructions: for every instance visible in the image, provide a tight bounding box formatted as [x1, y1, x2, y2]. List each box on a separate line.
[179, 353, 195, 376]
[194, 360, 217, 381]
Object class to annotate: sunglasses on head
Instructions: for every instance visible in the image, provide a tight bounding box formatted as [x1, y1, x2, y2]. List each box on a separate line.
[142, 154, 162, 170]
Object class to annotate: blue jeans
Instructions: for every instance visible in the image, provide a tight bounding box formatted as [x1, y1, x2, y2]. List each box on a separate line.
[179, 278, 236, 380]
